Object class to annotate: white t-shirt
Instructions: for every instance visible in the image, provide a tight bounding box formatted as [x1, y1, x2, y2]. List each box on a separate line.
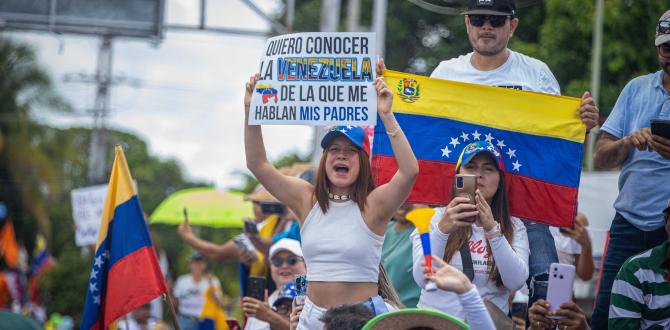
[412, 208, 530, 319]
[430, 50, 560, 95]
[549, 227, 582, 265]
[173, 274, 222, 318]
[244, 290, 279, 330]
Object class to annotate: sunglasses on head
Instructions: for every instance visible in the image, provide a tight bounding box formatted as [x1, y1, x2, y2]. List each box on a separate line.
[468, 15, 510, 28]
[270, 255, 301, 267]
[659, 20, 670, 35]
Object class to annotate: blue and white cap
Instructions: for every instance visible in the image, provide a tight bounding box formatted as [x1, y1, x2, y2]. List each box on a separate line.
[455, 141, 505, 173]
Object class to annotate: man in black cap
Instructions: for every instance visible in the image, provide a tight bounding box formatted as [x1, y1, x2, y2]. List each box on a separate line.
[429, 0, 599, 311]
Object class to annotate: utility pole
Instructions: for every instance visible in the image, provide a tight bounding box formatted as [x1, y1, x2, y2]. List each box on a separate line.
[63, 36, 141, 184]
[88, 36, 113, 184]
[312, 0, 342, 163]
[372, 0, 387, 57]
[586, 0, 604, 171]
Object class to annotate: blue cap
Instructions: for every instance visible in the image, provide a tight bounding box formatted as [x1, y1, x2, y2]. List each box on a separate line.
[455, 141, 504, 173]
[320, 126, 371, 155]
[272, 282, 297, 307]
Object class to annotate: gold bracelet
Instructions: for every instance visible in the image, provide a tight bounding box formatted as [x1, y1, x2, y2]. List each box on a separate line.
[386, 126, 401, 137]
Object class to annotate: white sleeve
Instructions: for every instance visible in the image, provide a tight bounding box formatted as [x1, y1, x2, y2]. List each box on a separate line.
[537, 63, 561, 95]
[412, 208, 450, 288]
[459, 286, 495, 330]
[173, 278, 184, 298]
[488, 219, 530, 290]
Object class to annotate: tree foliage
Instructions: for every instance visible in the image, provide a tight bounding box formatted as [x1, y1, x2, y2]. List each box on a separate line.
[281, 0, 668, 113]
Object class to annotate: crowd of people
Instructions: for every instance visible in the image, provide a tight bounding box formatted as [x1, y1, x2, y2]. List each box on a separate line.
[5, 0, 667, 329]
[157, 1, 670, 329]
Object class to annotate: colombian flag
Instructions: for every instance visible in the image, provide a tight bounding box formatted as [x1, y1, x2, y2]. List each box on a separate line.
[81, 146, 168, 330]
[372, 70, 584, 228]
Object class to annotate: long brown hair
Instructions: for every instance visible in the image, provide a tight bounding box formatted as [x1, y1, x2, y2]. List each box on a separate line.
[442, 162, 514, 287]
[378, 264, 403, 308]
[314, 146, 375, 213]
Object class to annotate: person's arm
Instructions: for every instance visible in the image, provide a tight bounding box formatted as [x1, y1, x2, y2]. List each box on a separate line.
[244, 75, 314, 222]
[424, 256, 495, 330]
[242, 296, 290, 330]
[593, 131, 639, 169]
[488, 219, 530, 290]
[366, 60, 419, 231]
[247, 234, 272, 259]
[566, 213, 595, 281]
[177, 216, 240, 262]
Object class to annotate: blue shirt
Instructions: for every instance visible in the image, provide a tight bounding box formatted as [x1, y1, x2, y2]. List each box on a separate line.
[600, 70, 670, 231]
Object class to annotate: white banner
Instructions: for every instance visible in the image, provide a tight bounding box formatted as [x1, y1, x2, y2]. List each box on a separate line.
[71, 184, 108, 247]
[248, 32, 377, 126]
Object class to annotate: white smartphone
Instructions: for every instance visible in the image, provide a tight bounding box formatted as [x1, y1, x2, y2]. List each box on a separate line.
[546, 263, 575, 319]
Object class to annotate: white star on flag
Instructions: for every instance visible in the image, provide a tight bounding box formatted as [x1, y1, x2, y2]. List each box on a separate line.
[512, 160, 522, 171]
[94, 255, 104, 268]
[93, 295, 101, 305]
[90, 282, 97, 292]
[441, 145, 451, 158]
[472, 131, 481, 140]
[346, 125, 353, 129]
[484, 133, 494, 143]
[496, 139, 506, 149]
[461, 132, 470, 141]
[340, 128, 347, 133]
[506, 148, 516, 159]
[449, 137, 460, 148]
[90, 269, 97, 280]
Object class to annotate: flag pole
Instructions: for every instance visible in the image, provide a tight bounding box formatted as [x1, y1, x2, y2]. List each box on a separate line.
[165, 292, 182, 330]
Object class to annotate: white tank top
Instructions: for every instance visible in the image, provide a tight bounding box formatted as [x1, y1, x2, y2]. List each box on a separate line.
[301, 200, 384, 282]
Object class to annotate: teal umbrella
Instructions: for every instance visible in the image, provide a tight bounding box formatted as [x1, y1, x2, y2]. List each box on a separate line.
[149, 187, 252, 228]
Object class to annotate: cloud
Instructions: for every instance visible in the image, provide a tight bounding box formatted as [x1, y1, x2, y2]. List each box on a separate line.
[13, 0, 314, 189]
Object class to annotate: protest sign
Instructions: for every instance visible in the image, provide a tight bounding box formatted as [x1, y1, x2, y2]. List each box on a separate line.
[248, 32, 377, 126]
[71, 184, 108, 247]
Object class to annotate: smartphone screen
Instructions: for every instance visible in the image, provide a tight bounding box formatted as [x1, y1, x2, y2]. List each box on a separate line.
[260, 202, 286, 215]
[511, 302, 527, 320]
[246, 276, 266, 302]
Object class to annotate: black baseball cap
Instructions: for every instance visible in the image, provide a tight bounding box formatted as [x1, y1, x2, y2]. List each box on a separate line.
[462, 0, 515, 16]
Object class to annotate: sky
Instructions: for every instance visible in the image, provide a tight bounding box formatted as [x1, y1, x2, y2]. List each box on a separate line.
[8, 0, 314, 189]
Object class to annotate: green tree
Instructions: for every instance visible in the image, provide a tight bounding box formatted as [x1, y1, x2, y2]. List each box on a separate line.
[0, 37, 69, 252]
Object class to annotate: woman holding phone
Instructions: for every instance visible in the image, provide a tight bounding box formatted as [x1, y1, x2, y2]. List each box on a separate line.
[411, 141, 529, 321]
[244, 60, 418, 329]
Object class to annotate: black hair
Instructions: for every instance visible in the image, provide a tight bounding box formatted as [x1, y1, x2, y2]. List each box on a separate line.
[320, 304, 374, 330]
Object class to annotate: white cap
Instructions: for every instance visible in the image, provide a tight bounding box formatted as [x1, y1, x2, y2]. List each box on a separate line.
[269, 238, 303, 259]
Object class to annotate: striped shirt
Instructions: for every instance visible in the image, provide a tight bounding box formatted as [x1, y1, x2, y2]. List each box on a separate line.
[609, 241, 670, 329]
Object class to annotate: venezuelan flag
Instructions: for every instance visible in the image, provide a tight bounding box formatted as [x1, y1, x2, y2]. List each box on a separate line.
[372, 70, 584, 228]
[81, 146, 168, 330]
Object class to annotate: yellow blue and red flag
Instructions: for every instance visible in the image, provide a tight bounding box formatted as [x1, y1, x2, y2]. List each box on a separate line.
[372, 71, 584, 228]
[81, 146, 167, 330]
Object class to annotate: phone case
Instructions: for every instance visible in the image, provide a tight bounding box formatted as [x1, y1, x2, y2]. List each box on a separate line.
[246, 276, 266, 301]
[294, 274, 308, 305]
[244, 221, 259, 234]
[546, 263, 575, 319]
[454, 174, 477, 204]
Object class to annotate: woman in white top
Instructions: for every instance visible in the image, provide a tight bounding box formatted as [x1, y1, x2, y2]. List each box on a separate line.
[243, 60, 418, 329]
[412, 141, 529, 320]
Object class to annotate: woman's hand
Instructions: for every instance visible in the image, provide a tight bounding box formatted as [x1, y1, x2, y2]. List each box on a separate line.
[289, 299, 303, 330]
[474, 189, 496, 231]
[528, 299, 553, 330]
[244, 74, 260, 111]
[562, 213, 590, 247]
[375, 76, 393, 115]
[242, 292, 274, 321]
[553, 302, 589, 330]
[424, 256, 473, 294]
[438, 197, 478, 234]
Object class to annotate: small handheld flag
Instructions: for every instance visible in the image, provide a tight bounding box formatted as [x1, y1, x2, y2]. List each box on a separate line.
[406, 208, 437, 291]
